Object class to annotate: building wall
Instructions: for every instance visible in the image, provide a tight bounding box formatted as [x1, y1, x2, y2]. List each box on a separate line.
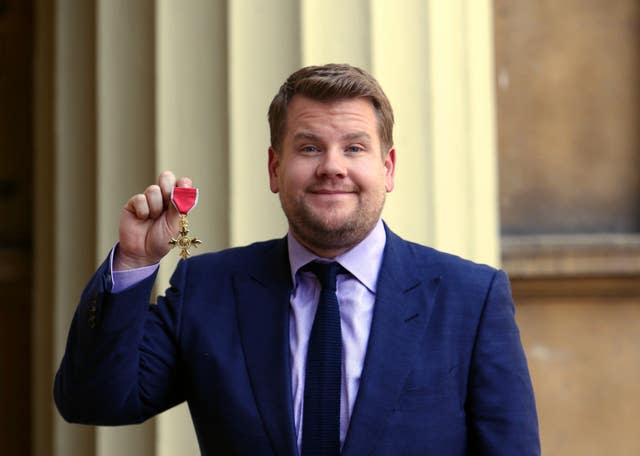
[495, 1, 640, 455]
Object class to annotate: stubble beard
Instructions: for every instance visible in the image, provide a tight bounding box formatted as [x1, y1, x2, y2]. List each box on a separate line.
[281, 190, 385, 256]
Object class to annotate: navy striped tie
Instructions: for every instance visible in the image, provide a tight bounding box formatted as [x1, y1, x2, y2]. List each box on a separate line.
[301, 261, 343, 456]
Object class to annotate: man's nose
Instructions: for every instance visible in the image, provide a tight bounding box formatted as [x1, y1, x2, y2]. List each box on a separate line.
[317, 148, 347, 177]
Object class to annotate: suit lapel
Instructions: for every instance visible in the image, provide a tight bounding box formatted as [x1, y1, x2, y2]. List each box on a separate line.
[234, 238, 298, 456]
[342, 229, 441, 456]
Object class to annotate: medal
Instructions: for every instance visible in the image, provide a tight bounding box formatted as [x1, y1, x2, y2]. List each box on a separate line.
[169, 187, 202, 259]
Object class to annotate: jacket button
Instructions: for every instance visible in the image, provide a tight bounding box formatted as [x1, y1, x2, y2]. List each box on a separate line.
[88, 304, 97, 328]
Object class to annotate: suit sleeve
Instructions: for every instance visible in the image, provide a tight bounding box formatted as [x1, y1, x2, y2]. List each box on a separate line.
[53, 256, 189, 425]
[466, 269, 541, 455]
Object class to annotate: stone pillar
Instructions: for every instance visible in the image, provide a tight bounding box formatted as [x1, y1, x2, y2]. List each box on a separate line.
[95, 0, 156, 454]
[51, 0, 97, 455]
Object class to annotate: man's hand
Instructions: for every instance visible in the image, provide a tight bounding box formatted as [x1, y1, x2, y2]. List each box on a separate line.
[114, 171, 192, 270]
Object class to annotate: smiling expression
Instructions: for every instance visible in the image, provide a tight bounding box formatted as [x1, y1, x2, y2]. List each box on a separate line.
[268, 95, 396, 258]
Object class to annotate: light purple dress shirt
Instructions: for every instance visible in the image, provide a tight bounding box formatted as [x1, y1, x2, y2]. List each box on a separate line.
[110, 219, 387, 450]
[287, 219, 385, 449]
[109, 247, 159, 293]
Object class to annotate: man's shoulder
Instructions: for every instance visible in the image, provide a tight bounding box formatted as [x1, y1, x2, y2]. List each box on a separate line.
[182, 237, 287, 272]
[387, 229, 499, 283]
[389, 236, 506, 307]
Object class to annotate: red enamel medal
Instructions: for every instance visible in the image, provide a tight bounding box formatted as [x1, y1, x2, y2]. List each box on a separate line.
[169, 187, 202, 259]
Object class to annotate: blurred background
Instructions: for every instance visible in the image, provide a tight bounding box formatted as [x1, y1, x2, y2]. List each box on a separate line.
[1, 0, 638, 455]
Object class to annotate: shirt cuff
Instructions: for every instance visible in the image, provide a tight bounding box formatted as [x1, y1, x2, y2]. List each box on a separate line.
[109, 243, 159, 293]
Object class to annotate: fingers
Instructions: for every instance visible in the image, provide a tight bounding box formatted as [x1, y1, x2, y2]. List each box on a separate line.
[124, 185, 164, 220]
[125, 194, 150, 219]
[124, 171, 195, 220]
[144, 185, 164, 218]
[158, 171, 176, 207]
[158, 170, 193, 202]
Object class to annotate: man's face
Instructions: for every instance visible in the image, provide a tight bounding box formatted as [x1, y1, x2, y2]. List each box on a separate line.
[268, 95, 395, 257]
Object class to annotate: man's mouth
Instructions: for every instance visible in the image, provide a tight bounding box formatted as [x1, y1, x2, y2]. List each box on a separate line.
[306, 185, 358, 195]
[310, 189, 353, 194]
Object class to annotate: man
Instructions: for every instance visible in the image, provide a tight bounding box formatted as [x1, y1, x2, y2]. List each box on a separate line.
[55, 64, 540, 455]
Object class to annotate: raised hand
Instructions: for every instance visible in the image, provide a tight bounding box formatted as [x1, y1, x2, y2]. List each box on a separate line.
[114, 171, 192, 270]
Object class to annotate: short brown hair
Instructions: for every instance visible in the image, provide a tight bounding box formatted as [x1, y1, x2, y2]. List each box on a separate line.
[268, 64, 394, 152]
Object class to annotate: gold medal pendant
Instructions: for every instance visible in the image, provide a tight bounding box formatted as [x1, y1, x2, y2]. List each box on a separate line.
[169, 214, 202, 259]
[169, 187, 202, 259]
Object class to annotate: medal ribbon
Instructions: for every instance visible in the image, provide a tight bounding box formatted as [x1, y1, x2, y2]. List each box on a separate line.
[171, 187, 199, 215]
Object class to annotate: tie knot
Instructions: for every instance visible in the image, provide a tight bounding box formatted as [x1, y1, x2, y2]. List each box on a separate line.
[303, 261, 343, 292]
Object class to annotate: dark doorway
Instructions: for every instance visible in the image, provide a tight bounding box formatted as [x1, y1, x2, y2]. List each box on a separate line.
[0, 0, 33, 454]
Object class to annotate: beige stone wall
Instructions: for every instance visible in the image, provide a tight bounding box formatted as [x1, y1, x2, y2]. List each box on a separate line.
[514, 279, 640, 456]
[496, 2, 640, 454]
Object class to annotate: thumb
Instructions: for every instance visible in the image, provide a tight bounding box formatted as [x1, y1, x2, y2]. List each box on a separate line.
[164, 177, 195, 236]
[165, 196, 182, 237]
[176, 176, 193, 188]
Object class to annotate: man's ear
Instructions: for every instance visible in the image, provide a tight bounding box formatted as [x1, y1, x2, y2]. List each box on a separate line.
[384, 147, 396, 192]
[268, 146, 280, 193]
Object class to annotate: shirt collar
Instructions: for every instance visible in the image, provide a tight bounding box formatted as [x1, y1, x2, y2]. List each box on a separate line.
[287, 219, 386, 293]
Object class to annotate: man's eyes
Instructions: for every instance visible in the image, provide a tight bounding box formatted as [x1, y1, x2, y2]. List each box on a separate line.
[298, 145, 366, 153]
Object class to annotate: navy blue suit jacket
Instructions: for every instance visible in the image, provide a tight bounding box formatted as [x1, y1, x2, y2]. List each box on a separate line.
[55, 227, 540, 455]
